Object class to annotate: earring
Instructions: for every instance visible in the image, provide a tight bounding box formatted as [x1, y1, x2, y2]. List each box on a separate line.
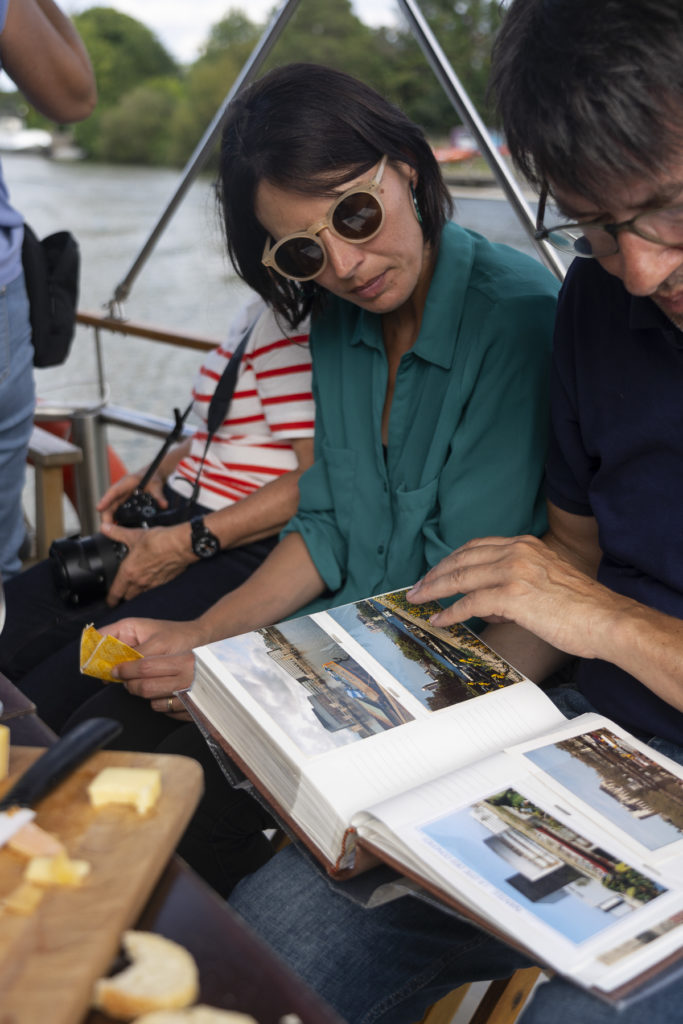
[410, 181, 423, 224]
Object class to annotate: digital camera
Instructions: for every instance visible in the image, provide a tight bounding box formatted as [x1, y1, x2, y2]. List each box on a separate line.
[49, 490, 190, 605]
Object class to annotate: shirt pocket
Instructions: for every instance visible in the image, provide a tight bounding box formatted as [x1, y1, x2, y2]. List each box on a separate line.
[321, 444, 357, 536]
[391, 476, 440, 566]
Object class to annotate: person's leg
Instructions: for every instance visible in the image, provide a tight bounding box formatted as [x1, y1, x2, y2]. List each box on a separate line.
[520, 971, 683, 1024]
[0, 271, 35, 580]
[62, 680, 182, 751]
[15, 539, 276, 732]
[157, 724, 275, 897]
[230, 844, 531, 1024]
[0, 558, 110, 683]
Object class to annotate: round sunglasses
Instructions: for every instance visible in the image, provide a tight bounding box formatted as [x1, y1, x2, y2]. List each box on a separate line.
[261, 155, 388, 282]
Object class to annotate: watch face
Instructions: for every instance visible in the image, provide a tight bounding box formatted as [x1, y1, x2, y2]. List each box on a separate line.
[191, 518, 220, 558]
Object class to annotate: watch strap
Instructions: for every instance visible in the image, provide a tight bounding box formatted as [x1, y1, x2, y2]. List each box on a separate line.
[190, 515, 220, 559]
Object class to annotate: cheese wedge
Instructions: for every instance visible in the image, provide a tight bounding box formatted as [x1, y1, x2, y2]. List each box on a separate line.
[88, 766, 161, 815]
[25, 851, 91, 886]
[80, 624, 143, 682]
[0, 722, 9, 780]
[0, 880, 45, 915]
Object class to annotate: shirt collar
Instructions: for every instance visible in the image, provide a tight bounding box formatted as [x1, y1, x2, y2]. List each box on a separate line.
[350, 222, 473, 370]
[629, 292, 683, 345]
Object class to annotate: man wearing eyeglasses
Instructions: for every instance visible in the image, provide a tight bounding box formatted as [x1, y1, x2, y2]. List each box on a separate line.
[413, 0, 683, 761]
[406, 0, 683, 1016]
[230, 2, 683, 1023]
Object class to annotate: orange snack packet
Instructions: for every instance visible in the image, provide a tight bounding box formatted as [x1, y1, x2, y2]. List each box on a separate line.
[80, 623, 143, 682]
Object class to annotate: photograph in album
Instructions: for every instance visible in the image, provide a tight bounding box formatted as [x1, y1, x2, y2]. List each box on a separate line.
[202, 591, 525, 757]
[420, 786, 667, 944]
[326, 592, 524, 710]
[523, 729, 683, 850]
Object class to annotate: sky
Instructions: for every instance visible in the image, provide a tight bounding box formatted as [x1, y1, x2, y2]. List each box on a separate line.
[65, 1, 401, 65]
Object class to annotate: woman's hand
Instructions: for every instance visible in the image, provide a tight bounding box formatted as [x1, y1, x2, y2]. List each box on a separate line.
[115, 651, 195, 720]
[101, 522, 194, 606]
[104, 617, 200, 719]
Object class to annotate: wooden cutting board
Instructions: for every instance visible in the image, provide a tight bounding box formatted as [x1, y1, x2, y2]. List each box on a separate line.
[0, 745, 204, 1024]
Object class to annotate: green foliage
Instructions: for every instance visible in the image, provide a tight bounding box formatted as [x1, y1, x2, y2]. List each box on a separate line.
[71, 6, 179, 157]
[264, 0, 383, 84]
[96, 78, 182, 164]
[414, 0, 505, 126]
[164, 11, 262, 168]
[40, 1, 505, 165]
[73, 7, 178, 105]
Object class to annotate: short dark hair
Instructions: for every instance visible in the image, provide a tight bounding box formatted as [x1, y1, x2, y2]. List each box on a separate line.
[218, 62, 452, 327]
[490, 0, 683, 202]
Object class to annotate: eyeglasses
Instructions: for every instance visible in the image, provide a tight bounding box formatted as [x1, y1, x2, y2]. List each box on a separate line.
[534, 184, 683, 258]
[261, 155, 388, 281]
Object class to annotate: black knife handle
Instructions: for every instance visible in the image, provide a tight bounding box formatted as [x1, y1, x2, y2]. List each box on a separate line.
[0, 717, 122, 811]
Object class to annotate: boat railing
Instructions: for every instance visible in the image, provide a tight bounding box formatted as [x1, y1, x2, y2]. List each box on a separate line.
[33, 311, 215, 535]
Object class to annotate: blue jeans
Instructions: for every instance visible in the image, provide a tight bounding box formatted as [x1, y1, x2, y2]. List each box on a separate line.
[230, 687, 683, 1023]
[0, 270, 34, 579]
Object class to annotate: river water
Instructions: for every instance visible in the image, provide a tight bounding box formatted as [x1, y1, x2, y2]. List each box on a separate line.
[4, 151, 545, 474]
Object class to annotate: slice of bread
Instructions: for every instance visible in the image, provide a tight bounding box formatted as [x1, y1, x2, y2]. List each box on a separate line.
[131, 1007, 258, 1023]
[93, 931, 199, 1020]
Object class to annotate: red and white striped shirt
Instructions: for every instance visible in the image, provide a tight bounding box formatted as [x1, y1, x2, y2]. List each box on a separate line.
[168, 297, 314, 512]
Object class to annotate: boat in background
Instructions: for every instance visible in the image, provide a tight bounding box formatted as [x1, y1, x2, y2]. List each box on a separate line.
[0, 116, 51, 155]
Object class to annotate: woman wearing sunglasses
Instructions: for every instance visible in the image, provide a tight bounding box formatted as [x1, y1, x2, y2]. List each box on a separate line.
[62, 62, 560, 893]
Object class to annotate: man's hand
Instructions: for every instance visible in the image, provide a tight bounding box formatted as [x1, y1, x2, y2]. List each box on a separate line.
[101, 522, 193, 606]
[104, 617, 201, 719]
[97, 471, 167, 525]
[407, 535, 632, 660]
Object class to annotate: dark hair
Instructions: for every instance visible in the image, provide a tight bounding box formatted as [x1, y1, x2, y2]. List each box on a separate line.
[218, 62, 452, 327]
[490, 0, 683, 202]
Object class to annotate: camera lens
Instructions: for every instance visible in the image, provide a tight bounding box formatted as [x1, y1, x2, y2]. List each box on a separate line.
[49, 533, 128, 605]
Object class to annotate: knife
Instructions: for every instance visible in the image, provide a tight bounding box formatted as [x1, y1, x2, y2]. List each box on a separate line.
[0, 716, 122, 848]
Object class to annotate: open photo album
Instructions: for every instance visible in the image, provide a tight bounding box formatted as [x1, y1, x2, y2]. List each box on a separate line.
[182, 589, 683, 1003]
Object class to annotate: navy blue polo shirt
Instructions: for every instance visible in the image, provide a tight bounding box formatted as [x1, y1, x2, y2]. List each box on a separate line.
[546, 257, 683, 745]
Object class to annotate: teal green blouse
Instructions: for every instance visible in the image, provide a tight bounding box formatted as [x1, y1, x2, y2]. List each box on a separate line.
[284, 221, 560, 612]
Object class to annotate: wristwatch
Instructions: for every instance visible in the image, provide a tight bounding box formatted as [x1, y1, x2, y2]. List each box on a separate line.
[190, 515, 220, 559]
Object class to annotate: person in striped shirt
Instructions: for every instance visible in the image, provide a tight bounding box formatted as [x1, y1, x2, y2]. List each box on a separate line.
[0, 297, 314, 721]
[100, 294, 314, 607]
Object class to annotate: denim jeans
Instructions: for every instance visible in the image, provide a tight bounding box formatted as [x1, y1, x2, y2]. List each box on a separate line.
[230, 686, 683, 1024]
[0, 270, 34, 579]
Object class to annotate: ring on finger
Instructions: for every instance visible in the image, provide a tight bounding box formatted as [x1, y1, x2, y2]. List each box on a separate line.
[166, 696, 174, 713]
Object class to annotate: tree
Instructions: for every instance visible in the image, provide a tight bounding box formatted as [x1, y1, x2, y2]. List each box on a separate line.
[71, 7, 179, 156]
[263, 0, 384, 85]
[97, 78, 182, 164]
[398, 0, 504, 130]
[164, 11, 261, 167]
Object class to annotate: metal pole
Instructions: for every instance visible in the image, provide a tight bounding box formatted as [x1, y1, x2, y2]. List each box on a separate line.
[106, 0, 302, 315]
[70, 413, 109, 533]
[397, 0, 566, 281]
